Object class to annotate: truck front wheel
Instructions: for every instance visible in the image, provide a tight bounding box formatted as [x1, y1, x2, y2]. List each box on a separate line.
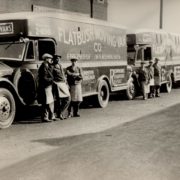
[164, 74, 172, 93]
[96, 80, 109, 108]
[0, 88, 16, 129]
[126, 78, 136, 100]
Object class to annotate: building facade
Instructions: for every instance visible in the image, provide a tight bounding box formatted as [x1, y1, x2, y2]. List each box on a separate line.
[0, 0, 107, 20]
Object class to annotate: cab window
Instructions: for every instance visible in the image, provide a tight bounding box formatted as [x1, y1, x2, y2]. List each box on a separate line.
[38, 40, 55, 60]
[137, 48, 143, 61]
[144, 47, 152, 61]
[26, 41, 34, 60]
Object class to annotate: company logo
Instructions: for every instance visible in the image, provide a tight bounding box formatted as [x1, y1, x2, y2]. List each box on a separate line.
[0, 22, 14, 35]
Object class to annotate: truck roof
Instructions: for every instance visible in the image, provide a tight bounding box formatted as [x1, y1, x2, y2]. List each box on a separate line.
[0, 12, 127, 30]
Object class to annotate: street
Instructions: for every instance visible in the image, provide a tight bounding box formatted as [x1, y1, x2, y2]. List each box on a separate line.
[0, 89, 180, 180]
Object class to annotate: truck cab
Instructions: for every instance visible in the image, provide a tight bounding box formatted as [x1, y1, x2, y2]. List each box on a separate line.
[0, 29, 56, 128]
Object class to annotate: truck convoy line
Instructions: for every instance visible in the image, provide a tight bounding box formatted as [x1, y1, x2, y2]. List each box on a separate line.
[0, 12, 179, 128]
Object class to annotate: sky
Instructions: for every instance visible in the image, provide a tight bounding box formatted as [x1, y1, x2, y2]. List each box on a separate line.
[108, 0, 180, 34]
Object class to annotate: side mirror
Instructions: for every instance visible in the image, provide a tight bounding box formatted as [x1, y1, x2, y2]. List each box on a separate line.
[19, 37, 29, 43]
[134, 45, 139, 51]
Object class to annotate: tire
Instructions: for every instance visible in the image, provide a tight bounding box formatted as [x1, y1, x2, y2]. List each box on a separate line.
[165, 74, 172, 93]
[126, 78, 136, 100]
[0, 88, 16, 129]
[13, 69, 36, 105]
[95, 80, 109, 108]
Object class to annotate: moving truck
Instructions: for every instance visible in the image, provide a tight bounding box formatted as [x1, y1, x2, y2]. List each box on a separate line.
[127, 29, 180, 93]
[0, 12, 134, 128]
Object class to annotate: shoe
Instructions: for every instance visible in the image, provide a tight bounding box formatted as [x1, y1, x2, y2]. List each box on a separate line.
[73, 114, 80, 117]
[59, 114, 64, 120]
[155, 94, 160, 97]
[42, 118, 52, 123]
[50, 114, 57, 121]
[68, 113, 72, 118]
[52, 117, 58, 121]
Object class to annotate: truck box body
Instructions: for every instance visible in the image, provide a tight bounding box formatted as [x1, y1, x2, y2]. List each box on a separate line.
[0, 12, 133, 128]
[127, 29, 180, 92]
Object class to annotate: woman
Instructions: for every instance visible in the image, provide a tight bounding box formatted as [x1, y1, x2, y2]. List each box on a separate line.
[66, 58, 83, 117]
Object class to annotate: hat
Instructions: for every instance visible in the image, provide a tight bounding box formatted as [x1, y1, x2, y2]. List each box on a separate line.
[42, 53, 53, 60]
[149, 60, 153, 63]
[70, 58, 78, 62]
[53, 54, 61, 59]
[140, 61, 145, 64]
[155, 58, 159, 61]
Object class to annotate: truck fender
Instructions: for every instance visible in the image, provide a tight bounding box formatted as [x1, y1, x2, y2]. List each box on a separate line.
[12, 68, 37, 105]
[0, 78, 24, 105]
[96, 75, 110, 92]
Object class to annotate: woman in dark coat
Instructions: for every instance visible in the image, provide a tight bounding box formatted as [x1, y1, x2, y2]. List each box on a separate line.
[66, 58, 83, 117]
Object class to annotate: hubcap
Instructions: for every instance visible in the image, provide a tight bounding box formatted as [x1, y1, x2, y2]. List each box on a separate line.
[0, 97, 10, 121]
[100, 90, 104, 97]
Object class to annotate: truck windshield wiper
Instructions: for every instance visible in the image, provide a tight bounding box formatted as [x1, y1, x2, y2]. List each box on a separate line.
[5, 42, 14, 50]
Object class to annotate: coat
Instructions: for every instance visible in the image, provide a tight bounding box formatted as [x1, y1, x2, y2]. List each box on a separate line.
[37, 61, 54, 104]
[137, 67, 149, 84]
[53, 63, 70, 98]
[66, 65, 83, 102]
[153, 63, 161, 86]
[147, 65, 154, 86]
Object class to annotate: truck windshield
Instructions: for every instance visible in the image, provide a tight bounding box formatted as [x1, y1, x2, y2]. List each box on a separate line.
[0, 42, 25, 60]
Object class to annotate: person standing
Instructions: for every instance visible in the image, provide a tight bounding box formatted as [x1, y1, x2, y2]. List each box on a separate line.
[37, 53, 55, 122]
[66, 58, 83, 117]
[147, 60, 155, 98]
[53, 55, 71, 120]
[137, 61, 149, 100]
[153, 58, 161, 97]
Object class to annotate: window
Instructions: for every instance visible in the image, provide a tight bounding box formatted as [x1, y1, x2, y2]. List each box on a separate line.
[137, 48, 143, 61]
[144, 47, 152, 61]
[26, 41, 34, 59]
[38, 40, 55, 60]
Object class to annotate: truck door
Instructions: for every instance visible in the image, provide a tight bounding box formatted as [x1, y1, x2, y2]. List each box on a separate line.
[13, 40, 37, 105]
[135, 46, 152, 62]
[13, 39, 56, 105]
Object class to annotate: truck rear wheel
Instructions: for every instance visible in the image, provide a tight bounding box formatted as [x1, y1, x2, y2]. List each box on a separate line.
[126, 78, 136, 100]
[95, 80, 109, 108]
[0, 88, 16, 129]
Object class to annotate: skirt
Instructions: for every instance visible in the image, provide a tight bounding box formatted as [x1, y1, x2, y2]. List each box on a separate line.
[70, 84, 83, 102]
[45, 85, 54, 104]
[141, 81, 150, 94]
[149, 78, 154, 86]
[154, 76, 161, 86]
[54, 82, 70, 98]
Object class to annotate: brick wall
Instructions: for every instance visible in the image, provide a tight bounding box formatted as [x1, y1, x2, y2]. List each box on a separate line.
[0, 0, 107, 20]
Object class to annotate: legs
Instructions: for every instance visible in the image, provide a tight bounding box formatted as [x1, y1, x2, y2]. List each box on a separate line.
[148, 86, 155, 98]
[155, 85, 160, 97]
[68, 101, 81, 117]
[41, 102, 54, 122]
[141, 82, 148, 100]
[56, 97, 71, 119]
